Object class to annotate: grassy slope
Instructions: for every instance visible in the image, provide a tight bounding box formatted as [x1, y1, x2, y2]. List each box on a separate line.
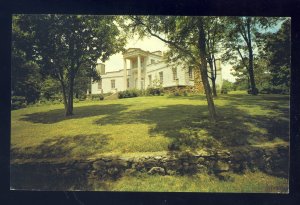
[11, 91, 289, 160]
[11, 91, 290, 192]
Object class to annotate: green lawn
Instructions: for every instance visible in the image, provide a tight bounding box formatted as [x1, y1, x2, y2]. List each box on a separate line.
[96, 171, 288, 193]
[11, 91, 289, 160]
[11, 91, 290, 192]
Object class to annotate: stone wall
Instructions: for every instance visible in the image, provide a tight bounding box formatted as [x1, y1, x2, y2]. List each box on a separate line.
[11, 145, 288, 190]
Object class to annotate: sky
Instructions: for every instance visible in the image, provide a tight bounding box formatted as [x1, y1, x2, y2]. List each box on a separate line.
[103, 35, 236, 83]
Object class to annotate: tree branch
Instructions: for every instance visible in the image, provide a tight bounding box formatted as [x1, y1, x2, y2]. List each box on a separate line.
[131, 16, 198, 63]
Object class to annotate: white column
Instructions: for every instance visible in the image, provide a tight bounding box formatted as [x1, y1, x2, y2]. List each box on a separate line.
[123, 58, 127, 91]
[137, 55, 141, 89]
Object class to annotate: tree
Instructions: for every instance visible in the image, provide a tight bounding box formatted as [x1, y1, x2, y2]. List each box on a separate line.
[17, 14, 126, 116]
[223, 17, 280, 95]
[12, 15, 42, 104]
[263, 19, 290, 91]
[222, 79, 234, 91]
[127, 16, 217, 122]
[205, 17, 225, 97]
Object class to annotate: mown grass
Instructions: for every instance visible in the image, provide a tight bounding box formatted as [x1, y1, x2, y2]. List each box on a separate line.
[11, 92, 290, 192]
[11, 92, 289, 161]
[94, 171, 288, 193]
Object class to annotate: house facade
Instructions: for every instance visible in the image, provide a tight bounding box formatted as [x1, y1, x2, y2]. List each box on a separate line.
[90, 48, 223, 94]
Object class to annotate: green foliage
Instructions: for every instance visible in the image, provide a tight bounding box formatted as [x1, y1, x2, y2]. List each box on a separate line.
[91, 94, 104, 101]
[127, 16, 217, 121]
[221, 80, 233, 91]
[233, 78, 249, 91]
[163, 87, 192, 96]
[222, 17, 282, 95]
[11, 96, 27, 110]
[118, 89, 140, 99]
[14, 14, 127, 115]
[40, 78, 61, 100]
[145, 87, 163, 96]
[263, 19, 290, 91]
[74, 75, 90, 100]
[12, 16, 42, 104]
[260, 84, 289, 94]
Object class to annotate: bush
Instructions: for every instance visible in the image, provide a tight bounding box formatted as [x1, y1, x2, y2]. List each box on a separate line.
[11, 96, 27, 110]
[220, 88, 228, 94]
[260, 84, 289, 94]
[118, 89, 140, 99]
[146, 87, 163, 96]
[163, 87, 193, 96]
[247, 88, 259, 95]
[91, 94, 105, 101]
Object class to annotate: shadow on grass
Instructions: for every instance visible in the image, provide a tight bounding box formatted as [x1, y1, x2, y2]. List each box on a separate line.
[93, 102, 289, 147]
[20, 104, 129, 124]
[166, 95, 207, 101]
[11, 134, 109, 160]
[219, 94, 290, 114]
[12, 94, 289, 190]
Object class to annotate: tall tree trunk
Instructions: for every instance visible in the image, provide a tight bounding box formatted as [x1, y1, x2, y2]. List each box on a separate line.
[66, 77, 74, 116]
[198, 18, 217, 122]
[211, 77, 217, 97]
[246, 18, 258, 95]
[248, 47, 257, 95]
[59, 80, 68, 115]
[208, 57, 217, 97]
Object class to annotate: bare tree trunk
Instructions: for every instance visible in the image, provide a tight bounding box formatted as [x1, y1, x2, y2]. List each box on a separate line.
[246, 18, 258, 95]
[208, 58, 217, 97]
[248, 47, 257, 95]
[198, 18, 217, 122]
[59, 80, 69, 115]
[211, 77, 217, 97]
[66, 77, 74, 116]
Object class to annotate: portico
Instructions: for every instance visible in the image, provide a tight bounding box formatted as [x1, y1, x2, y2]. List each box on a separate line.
[123, 48, 148, 90]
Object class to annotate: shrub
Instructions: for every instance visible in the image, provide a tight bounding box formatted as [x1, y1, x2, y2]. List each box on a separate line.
[118, 89, 140, 99]
[247, 88, 259, 95]
[91, 94, 105, 100]
[146, 87, 162, 96]
[11, 96, 27, 110]
[163, 87, 193, 96]
[260, 84, 289, 94]
[220, 88, 228, 94]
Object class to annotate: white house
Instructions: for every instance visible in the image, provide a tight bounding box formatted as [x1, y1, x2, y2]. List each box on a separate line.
[90, 48, 223, 94]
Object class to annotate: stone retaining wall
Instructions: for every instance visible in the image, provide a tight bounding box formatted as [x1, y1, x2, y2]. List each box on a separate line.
[11, 145, 288, 189]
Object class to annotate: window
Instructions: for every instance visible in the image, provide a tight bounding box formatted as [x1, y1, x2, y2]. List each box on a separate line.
[98, 80, 102, 90]
[151, 59, 155, 64]
[172, 68, 177, 80]
[127, 78, 129, 88]
[188, 67, 193, 79]
[148, 75, 152, 86]
[159, 71, 163, 84]
[111, 80, 115, 89]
